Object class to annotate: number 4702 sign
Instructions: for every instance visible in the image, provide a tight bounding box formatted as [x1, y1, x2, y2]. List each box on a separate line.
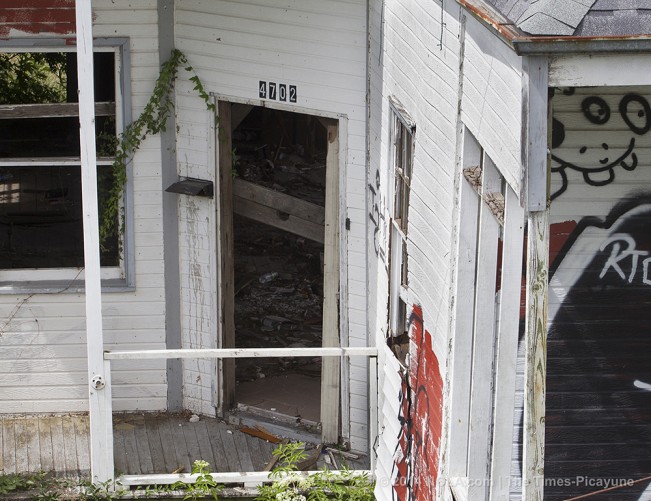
[259, 80, 297, 103]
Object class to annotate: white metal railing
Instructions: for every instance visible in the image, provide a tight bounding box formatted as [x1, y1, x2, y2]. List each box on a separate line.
[104, 346, 378, 360]
[99, 346, 378, 488]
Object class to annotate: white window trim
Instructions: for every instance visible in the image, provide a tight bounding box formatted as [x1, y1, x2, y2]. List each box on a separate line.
[387, 98, 414, 340]
[0, 38, 134, 293]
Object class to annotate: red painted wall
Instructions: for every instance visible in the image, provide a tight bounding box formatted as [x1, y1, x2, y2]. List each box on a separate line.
[393, 305, 444, 500]
[0, 0, 76, 38]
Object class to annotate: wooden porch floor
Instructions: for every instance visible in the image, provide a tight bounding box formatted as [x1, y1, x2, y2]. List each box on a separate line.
[0, 413, 278, 477]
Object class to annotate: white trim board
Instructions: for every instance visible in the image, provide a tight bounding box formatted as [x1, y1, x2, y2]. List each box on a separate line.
[550, 54, 651, 88]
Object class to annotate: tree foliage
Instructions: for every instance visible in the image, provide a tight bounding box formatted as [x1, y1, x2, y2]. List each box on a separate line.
[0, 52, 67, 105]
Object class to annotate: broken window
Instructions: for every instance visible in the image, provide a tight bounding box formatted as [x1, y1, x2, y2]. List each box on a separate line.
[387, 98, 414, 362]
[0, 49, 122, 279]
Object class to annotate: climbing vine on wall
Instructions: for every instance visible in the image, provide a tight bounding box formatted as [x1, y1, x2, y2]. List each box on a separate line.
[100, 48, 216, 247]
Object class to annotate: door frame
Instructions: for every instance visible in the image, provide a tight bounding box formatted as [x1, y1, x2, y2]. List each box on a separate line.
[213, 97, 347, 444]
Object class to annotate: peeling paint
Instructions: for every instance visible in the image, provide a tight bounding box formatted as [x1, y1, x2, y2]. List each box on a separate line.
[0, 1, 78, 38]
[392, 305, 443, 501]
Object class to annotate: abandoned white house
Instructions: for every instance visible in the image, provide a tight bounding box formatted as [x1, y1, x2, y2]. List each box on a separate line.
[1, 0, 650, 500]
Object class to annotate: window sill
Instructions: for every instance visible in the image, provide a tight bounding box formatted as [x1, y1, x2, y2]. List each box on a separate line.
[0, 279, 134, 294]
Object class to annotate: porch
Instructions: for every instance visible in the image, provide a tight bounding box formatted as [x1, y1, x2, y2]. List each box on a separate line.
[0, 412, 331, 478]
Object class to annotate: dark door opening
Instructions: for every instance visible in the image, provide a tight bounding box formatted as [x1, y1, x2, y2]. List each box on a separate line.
[217, 103, 339, 434]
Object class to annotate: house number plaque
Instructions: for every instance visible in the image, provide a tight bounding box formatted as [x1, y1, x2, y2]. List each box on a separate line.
[259, 80, 297, 103]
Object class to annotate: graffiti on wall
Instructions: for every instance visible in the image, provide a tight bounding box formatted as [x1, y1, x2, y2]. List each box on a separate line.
[391, 305, 443, 501]
[369, 169, 388, 266]
[551, 91, 651, 200]
[544, 199, 651, 500]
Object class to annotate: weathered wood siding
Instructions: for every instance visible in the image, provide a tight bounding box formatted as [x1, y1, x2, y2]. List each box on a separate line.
[369, 2, 528, 499]
[0, 0, 168, 413]
[462, 13, 523, 196]
[368, 0, 460, 497]
[173, 0, 369, 448]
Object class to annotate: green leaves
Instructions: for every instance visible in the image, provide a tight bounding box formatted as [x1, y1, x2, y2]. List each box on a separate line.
[101, 49, 216, 252]
[256, 442, 376, 501]
[171, 459, 223, 500]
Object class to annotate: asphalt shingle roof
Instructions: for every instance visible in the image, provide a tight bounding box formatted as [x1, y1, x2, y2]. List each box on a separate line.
[484, 0, 651, 36]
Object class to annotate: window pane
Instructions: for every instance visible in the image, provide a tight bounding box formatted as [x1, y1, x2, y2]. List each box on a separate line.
[401, 241, 408, 287]
[402, 181, 410, 231]
[395, 177, 403, 221]
[0, 51, 117, 158]
[0, 165, 119, 269]
[0, 116, 116, 158]
[0, 52, 115, 105]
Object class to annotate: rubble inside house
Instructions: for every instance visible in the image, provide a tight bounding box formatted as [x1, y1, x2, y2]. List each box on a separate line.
[232, 107, 327, 392]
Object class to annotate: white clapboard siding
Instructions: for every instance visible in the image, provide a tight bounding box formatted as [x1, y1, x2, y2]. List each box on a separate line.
[461, 14, 523, 197]
[373, 344, 404, 501]
[174, 0, 369, 447]
[368, 0, 463, 495]
[0, 0, 168, 414]
[369, 1, 530, 498]
[377, 0, 463, 366]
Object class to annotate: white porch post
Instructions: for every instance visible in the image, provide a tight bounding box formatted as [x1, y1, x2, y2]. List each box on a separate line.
[75, 0, 114, 483]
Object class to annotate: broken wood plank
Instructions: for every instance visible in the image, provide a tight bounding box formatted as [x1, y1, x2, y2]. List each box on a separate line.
[239, 425, 282, 444]
[234, 178, 325, 225]
[263, 438, 289, 472]
[295, 444, 323, 471]
[234, 196, 325, 243]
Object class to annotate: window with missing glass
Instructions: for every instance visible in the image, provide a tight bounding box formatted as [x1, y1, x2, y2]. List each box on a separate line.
[387, 97, 414, 356]
[0, 43, 128, 284]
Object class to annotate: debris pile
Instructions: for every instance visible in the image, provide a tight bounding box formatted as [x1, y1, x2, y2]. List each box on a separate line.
[232, 107, 328, 385]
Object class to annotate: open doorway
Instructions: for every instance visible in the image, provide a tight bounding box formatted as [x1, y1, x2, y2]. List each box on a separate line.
[216, 102, 340, 441]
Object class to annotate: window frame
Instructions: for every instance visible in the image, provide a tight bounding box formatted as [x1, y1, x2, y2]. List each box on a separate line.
[387, 97, 415, 342]
[0, 38, 134, 293]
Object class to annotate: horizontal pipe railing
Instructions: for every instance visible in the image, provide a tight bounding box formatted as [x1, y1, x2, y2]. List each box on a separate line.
[118, 469, 374, 487]
[101, 346, 378, 488]
[104, 346, 378, 360]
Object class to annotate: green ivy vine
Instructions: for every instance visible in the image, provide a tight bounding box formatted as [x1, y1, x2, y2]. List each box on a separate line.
[100, 48, 216, 248]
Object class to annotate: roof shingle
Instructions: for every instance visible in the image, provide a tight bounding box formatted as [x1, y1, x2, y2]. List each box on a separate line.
[484, 0, 651, 36]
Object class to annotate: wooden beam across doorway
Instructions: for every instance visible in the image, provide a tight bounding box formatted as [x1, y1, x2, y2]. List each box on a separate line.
[233, 178, 325, 243]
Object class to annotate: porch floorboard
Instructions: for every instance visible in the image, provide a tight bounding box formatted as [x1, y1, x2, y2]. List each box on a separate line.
[0, 413, 278, 477]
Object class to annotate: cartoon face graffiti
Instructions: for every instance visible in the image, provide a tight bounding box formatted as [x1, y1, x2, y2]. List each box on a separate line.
[551, 92, 651, 200]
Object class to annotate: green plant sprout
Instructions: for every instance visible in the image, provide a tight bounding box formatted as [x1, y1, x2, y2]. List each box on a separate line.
[100, 48, 216, 252]
[256, 442, 375, 501]
[172, 459, 223, 500]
